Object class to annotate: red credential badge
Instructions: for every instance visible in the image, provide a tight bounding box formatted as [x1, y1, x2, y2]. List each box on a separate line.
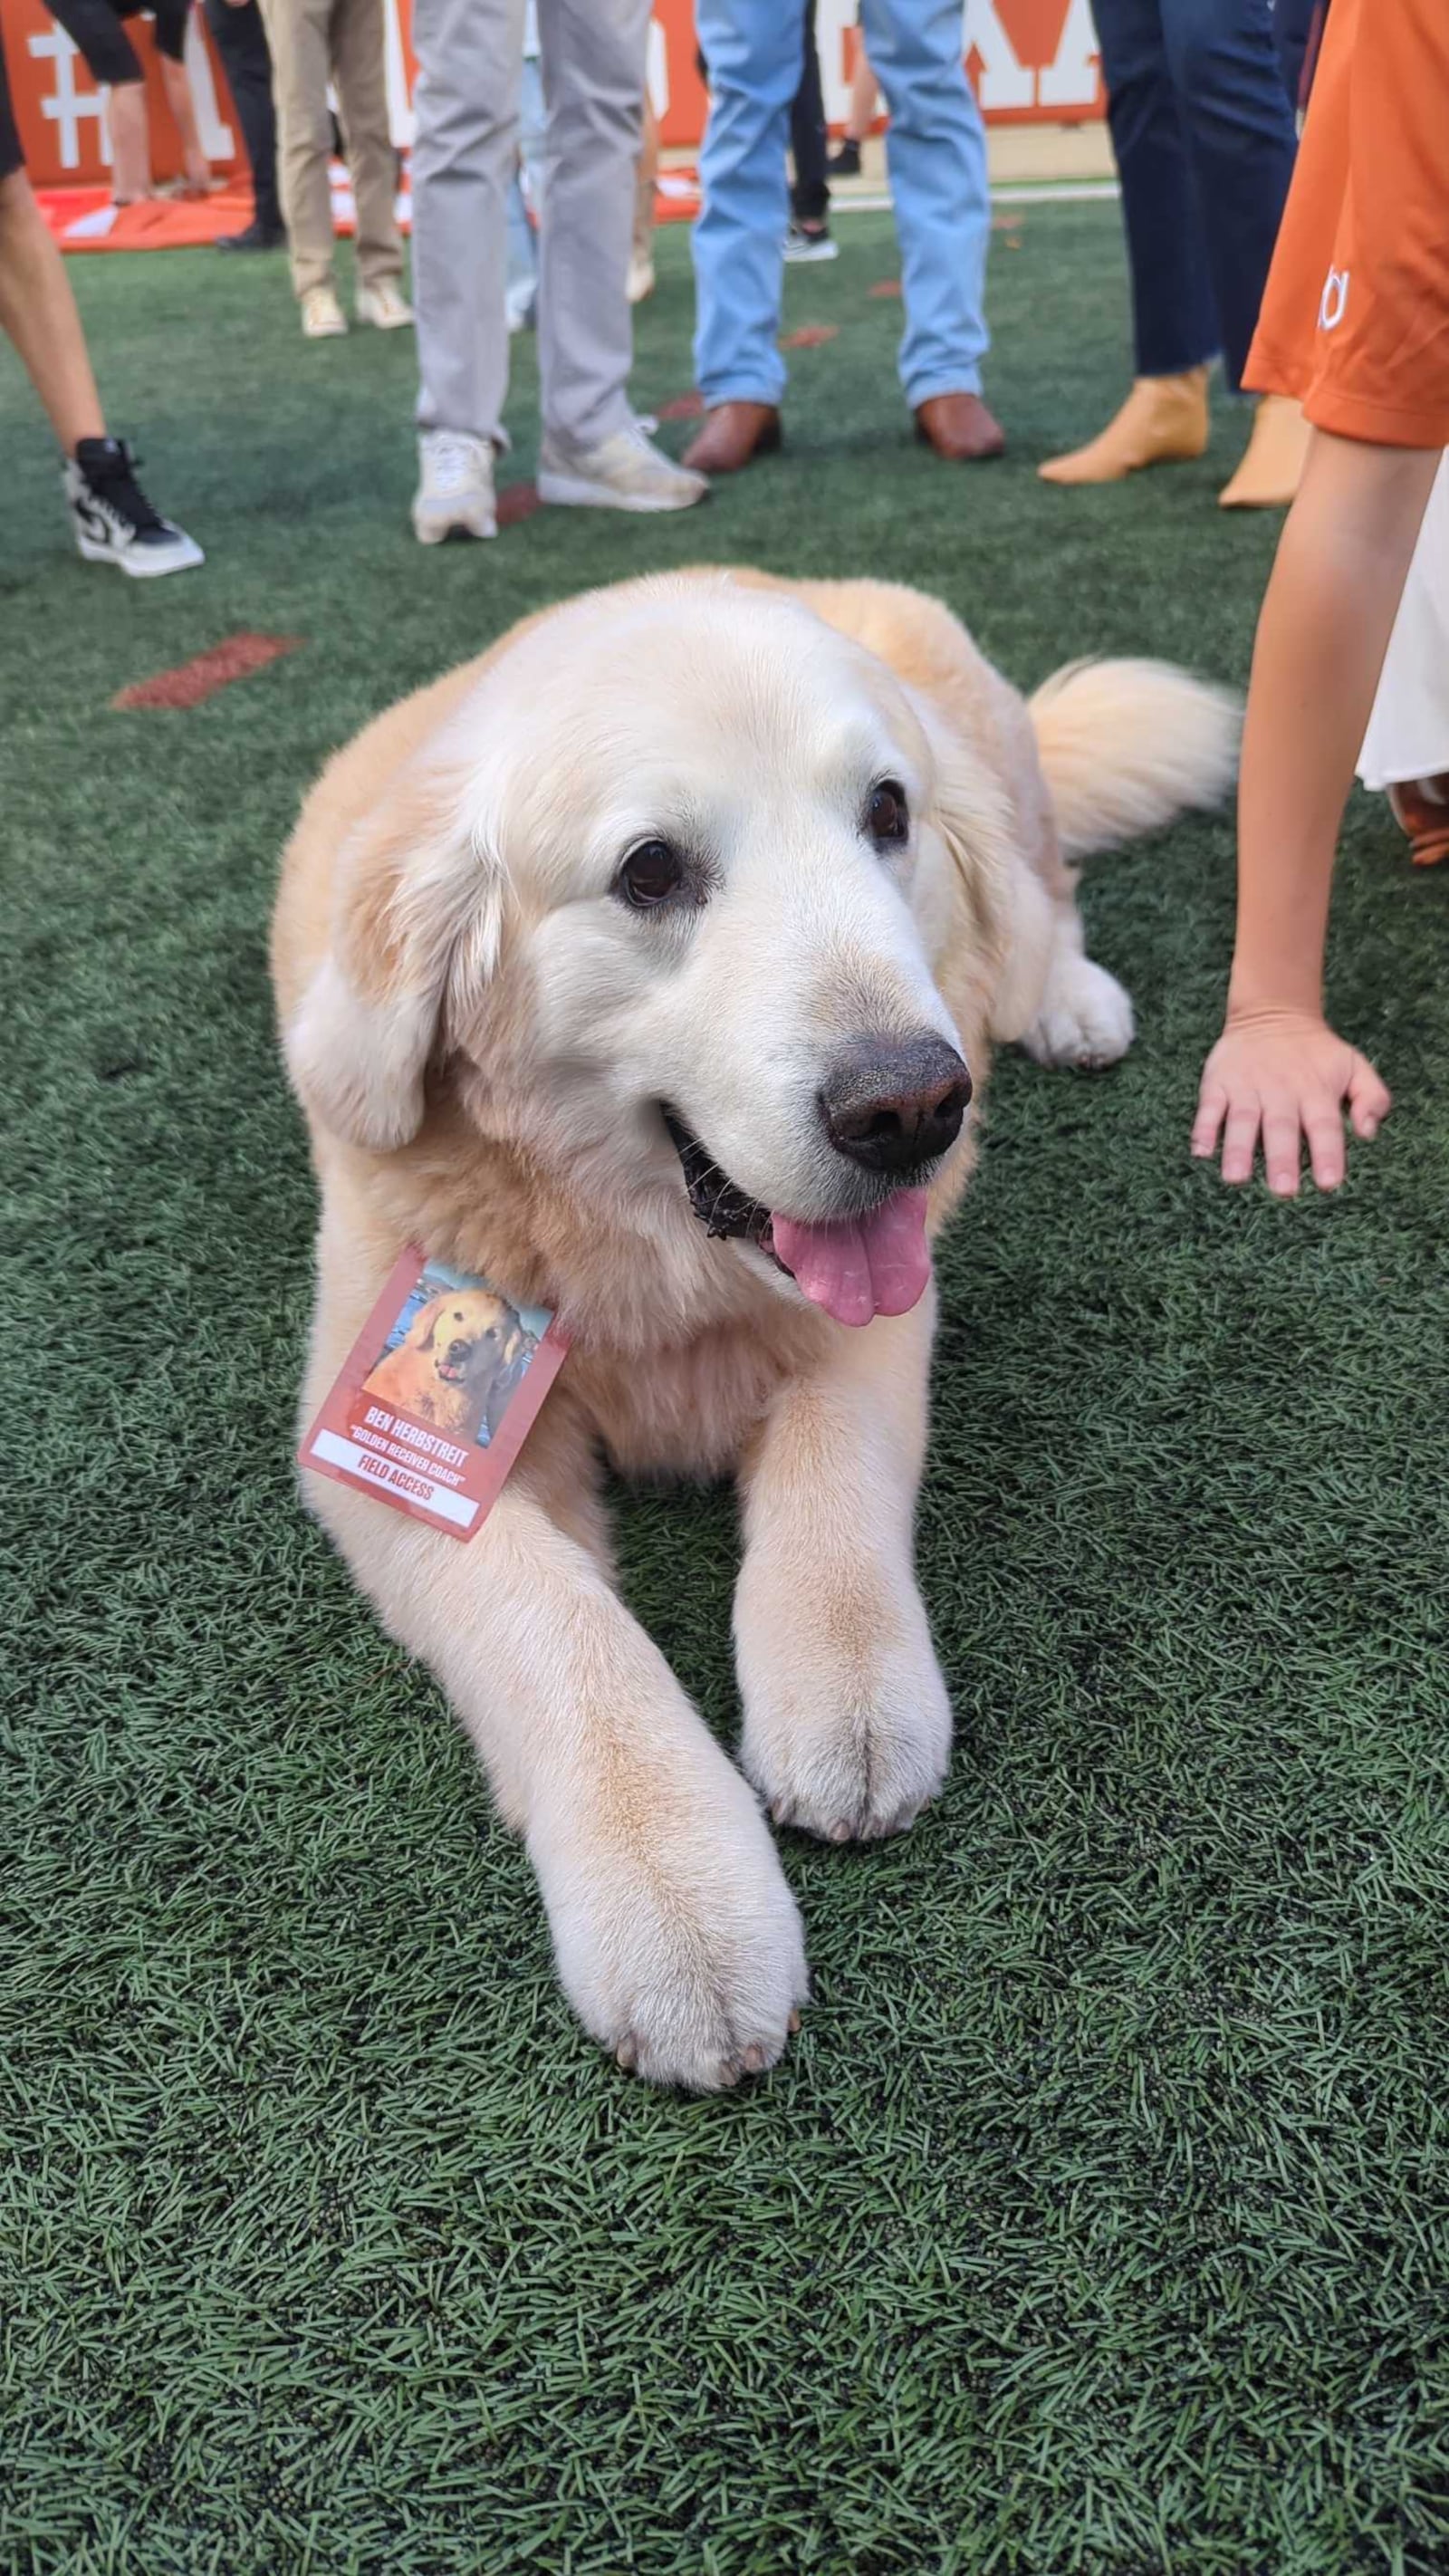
[298, 1247, 569, 1542]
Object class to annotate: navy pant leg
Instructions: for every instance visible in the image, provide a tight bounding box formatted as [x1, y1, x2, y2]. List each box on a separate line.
[206, 0, 282, 234]
[1160, 0, 1298, 389]
[1271, 0, 1318, 110]
[1092, 0, 1220, 377]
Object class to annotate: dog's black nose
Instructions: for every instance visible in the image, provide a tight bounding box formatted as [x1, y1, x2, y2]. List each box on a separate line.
[820, 1034, 972, 1176]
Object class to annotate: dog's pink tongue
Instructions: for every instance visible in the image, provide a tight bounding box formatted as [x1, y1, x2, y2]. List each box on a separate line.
[771, 1188, 931, 1328]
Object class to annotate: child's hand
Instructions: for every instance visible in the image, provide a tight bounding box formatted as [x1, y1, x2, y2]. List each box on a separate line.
[1192, 1006, 1391, 1194]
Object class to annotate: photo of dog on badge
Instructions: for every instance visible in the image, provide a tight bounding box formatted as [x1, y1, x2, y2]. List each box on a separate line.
[361, 1261, 545, 1446]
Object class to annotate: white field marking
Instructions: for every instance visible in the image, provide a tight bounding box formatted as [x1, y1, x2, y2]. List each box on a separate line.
[830, 181, 1119, 215]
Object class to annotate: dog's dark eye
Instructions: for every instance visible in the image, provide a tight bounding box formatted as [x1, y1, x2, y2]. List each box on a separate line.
[618, 840, 684, 908]
[868, 780, 909, 846]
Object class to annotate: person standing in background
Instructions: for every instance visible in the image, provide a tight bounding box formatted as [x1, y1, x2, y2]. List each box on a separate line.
[507, 12, 657, 323]
[629, 92, 658, 303]
[825, 23, 877, 179]
[685, 0, 1003, 475]
[257, 0, 411, 337]
[43, 0, 213, 203]
[1273, 0, 1325, 117]
[1040, 0, 1305, 506]
[503, 2, 546, 332]
[408, 0, 705, 543]
[206, 0, 284, 250]
[694, 10, 838, 266]
[783, 2, 835, 264]
[1357, 458, 1449, 870]
[0, 21, 202, 572]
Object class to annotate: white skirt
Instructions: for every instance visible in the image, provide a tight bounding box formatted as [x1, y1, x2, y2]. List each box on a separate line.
[1358, 451, 1449, 793]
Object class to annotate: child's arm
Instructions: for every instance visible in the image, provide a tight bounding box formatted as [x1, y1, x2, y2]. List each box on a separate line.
[1193, 430, 1440, 1195]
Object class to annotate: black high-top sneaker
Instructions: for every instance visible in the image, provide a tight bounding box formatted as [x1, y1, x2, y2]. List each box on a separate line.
[63, 438, 204, 579]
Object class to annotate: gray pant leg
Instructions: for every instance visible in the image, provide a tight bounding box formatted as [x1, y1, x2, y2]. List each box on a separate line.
[533, 0, 650, 448]
[411, 0, 524, 441]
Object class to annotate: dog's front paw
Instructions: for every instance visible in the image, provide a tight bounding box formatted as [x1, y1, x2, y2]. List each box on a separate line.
[737, 1575, 953, 1844]
[1023, 952, 1135, 1072]
[532, 1757, 808, 2092]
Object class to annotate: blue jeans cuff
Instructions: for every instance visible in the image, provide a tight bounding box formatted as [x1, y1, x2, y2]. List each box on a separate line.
[907, 370, 984, 409]
[697, 380, 786, 411]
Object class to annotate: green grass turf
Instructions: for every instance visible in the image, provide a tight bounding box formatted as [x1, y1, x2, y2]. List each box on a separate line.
[5, 208, 1449, 2576]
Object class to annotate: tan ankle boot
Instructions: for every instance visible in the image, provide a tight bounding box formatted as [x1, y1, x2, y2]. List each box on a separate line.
[1218, 394, 1311, 508]
[1039, 369, 1210, 485]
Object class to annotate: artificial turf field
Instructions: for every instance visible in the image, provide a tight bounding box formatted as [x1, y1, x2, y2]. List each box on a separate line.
[6, 206, 1449, 2576]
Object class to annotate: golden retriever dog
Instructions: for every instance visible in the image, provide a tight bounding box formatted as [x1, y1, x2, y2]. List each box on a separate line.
[272, 570, 1235, 2091]
[363, 1287, 522, 1440]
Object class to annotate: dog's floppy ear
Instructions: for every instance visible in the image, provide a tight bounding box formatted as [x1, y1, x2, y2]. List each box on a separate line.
[403, 1293, 449, 1354]
[283, 753, 505, 1151]
[908, 691, 1053, 1046]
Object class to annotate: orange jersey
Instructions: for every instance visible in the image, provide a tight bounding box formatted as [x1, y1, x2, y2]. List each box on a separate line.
[1245, 0, 1449, 447]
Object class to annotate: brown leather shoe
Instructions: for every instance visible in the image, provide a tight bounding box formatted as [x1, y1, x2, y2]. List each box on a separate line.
[681, 401, 782, 474]
[1389, 775, 1449, 868]
[914, 392, 1005, 461]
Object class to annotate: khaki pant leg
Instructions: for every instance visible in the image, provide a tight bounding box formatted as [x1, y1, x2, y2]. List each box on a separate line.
[258, 0, 337, 296]
[331, 0, 403, 287]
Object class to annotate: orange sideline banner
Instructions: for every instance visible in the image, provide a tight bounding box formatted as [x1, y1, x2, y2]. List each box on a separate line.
[2, 0, 1102, 193]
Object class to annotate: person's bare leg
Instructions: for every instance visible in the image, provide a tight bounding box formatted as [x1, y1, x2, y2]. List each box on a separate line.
[847, 45, 877, 140]
[1193, 429, 1440, 1193]
[0, 167, 105, 449]
[159, 55, 213, 193]
[106, 81, 153, 203]
[0, 165, 202, 573]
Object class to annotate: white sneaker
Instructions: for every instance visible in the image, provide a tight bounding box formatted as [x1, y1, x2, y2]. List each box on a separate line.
[412, 430, 497, 544]
[782, 223, 839, 264]
[505, 275, 537, 335]
[64, 438, 204, 579]
[536, 420, 707, 514]
[627, 252, 656, 304]
[356, 278, 414, 331]
[301, 284, 347, 339]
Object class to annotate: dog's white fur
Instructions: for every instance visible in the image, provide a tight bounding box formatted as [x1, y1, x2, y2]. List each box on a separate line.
[272, 571, 1236, 2091]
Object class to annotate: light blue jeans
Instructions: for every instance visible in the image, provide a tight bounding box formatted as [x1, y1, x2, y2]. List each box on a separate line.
[691, 0, 991, 411]
[504, 53, 547, 302]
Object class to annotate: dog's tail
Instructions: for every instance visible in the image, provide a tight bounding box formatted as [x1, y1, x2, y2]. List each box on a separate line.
[1029, 658, 1240, 863]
